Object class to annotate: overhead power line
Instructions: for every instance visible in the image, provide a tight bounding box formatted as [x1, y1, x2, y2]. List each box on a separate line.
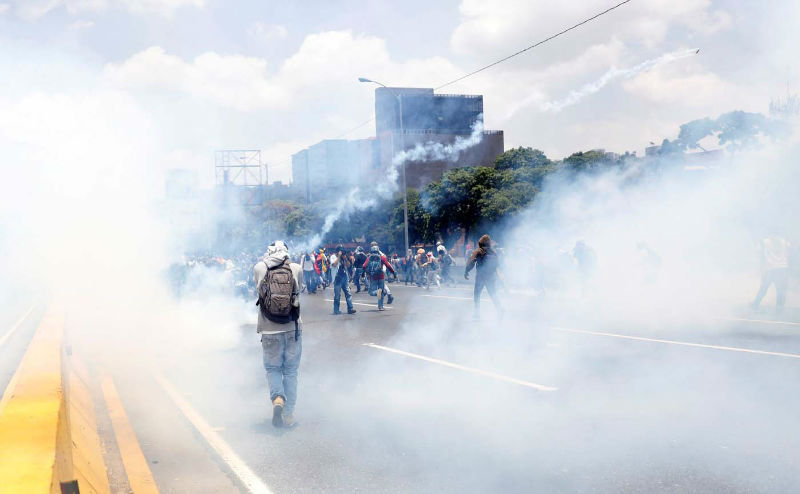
[270, 0, 633, 172]
[435, 0, 634, 90]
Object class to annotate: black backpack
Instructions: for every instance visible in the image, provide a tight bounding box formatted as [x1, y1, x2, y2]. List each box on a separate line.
[256, 260, 297, 324]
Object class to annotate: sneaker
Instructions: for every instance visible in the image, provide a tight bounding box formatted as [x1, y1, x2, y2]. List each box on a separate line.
[272, 396, 285, 427]
[387, 294, 394, 305]
[347, 308, 357, 314]
[378, 306, 385, 311]
[282, 412, 296, 428]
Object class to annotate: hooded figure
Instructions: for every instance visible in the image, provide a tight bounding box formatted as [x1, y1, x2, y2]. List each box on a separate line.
[254, 240, 303, 428]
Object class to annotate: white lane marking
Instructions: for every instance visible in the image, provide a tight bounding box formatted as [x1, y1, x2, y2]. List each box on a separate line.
[324, 299, 393, 310]
[551, 326, 800, 360]
[723, 317, 800, 327]
[0, 304, 37, 349]
[156, 375, 273, 494]
[363, 343, 557, 391]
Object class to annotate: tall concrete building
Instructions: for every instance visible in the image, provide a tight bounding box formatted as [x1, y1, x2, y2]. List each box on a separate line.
[374, 87, 504, 188]
[291, 138, 379, 203]
[291, 87, 503, 200]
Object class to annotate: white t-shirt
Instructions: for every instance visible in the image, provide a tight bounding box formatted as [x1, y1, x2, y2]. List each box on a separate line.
[763, 237, 789, 270]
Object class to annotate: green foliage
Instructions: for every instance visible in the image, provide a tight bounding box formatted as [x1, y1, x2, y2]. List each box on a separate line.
[494, 147, 550, 171]
[563, 149, 610, 171]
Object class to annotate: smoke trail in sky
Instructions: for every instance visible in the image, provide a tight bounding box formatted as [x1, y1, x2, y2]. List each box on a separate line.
[294, 117, 485, 252]
[506, 49, 698, 119]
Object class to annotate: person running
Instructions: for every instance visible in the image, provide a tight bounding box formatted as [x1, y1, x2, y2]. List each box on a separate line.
[464, 234, 503, 319]
[364, 245, 396, 310]
[330, 245, 357, 315]
[254, 241, 303, 428]
[752, 235, 791, 314]
[301, 251, 317, 293]
[425, 251, 441, 289]
[437, 242, 455, 287]
[353, 246, 367, 293]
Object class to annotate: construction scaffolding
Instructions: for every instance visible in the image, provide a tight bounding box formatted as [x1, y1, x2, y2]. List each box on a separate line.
[214, 150, 264, 207]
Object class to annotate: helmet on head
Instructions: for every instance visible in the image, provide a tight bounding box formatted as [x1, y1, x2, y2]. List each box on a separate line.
[417, 248, 425, 255]
[336, 244, 345, 253]
[370, 245, 380, 254]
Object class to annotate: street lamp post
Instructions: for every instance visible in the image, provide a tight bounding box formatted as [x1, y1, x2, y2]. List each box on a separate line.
[359, 77, 410, 255]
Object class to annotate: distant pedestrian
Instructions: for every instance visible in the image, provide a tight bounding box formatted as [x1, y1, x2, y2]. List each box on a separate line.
[752, 235, 791, 314]
[465, 234, 503, 319]
[331, 245, 357, 315]
[301, 252, 317, 293]
[353, 246, 367, 293]
[254, 241, 302, 428]
[364, 245, 396, 310]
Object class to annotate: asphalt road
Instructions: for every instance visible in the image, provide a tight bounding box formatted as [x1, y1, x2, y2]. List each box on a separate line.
[5, 282, 800, 493]
[105, 281, 800, 494]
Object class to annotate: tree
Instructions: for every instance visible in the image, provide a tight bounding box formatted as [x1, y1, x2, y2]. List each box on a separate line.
[494, 147, 550, 171]
[563, 149, 609, 171]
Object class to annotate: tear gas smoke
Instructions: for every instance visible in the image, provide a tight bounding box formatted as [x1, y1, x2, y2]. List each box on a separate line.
[294, 117, 485, 252]
[506, 49, 699, 119]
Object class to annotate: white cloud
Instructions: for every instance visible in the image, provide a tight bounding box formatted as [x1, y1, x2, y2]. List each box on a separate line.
[69, 19, 94, 29]
[247, 21, 288, 42]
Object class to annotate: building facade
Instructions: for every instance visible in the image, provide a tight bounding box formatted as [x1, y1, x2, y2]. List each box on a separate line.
[291, 86, 504, 200]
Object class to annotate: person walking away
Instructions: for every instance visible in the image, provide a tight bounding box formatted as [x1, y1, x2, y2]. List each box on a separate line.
[254, 241, 302, 428]
[752, 235, 790, 314]
[331, 245, 357, 315]
[302, 252, 317, 293]
[464, 234, 503, 319]
[437, 243, 455, 286]
[364, 245, 396, 310]
[315, 248, 329, 289]
[425, 252, 441, 289]
[353, 246, 367, 293]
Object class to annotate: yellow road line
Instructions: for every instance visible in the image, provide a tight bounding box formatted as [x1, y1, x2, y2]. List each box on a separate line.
[101, 376, 159, 494]
[156, 374, 273, 494]
[363, 343, 558, 391]
[0, 303, 37, 349]
[551, 326, 800, 359]
[0, 309, 69, 493]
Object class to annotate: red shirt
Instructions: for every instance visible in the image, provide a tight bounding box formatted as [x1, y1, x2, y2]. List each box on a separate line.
[363, 254, 395, 280]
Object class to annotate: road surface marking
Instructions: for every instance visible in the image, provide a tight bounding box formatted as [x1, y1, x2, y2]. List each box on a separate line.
[723, 317, 800, 327]
[363, 343, 557, 391]
[324, 299, 393, 309]
[0, 304, 37, 349]
[551, 326, 800, 360]
[156, 375, 273, 494]
[102, 375, 160, 494]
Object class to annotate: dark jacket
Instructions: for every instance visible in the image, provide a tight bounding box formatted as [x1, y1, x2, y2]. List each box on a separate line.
[465, 235, 498, 279]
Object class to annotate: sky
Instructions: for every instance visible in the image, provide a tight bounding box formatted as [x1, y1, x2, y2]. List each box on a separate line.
[0, 0, 797, 186]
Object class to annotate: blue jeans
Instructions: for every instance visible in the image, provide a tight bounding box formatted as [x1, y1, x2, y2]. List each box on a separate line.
[261, 330, 302, 414]
[354, 268, 364, 291]
[370, 279, 387, 308]
[304, 270, 317, 292]
[333, 275, 354, 313]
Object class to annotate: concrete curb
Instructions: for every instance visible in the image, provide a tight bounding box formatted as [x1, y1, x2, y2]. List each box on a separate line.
[0, 309, 111, 494]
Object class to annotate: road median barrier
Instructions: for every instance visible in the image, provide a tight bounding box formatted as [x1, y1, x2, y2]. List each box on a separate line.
[0, 309, 111, 494]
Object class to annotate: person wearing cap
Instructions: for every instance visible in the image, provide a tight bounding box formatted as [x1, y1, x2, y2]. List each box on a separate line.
[369, 242, 394, 304]
[331, 244, 357, 315]
[364, 245, 396, 310]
